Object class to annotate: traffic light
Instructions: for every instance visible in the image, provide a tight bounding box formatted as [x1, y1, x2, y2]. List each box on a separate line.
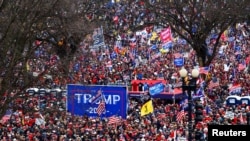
[195, 102, 203, 124]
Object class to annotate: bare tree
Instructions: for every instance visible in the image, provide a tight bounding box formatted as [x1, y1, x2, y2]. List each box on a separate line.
[0, 0, 99, 117]
[96, 0, 250, 66]
[147, 0, 250, 66]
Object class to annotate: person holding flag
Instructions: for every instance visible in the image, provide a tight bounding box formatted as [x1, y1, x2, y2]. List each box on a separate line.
[96, 89, 106, 116]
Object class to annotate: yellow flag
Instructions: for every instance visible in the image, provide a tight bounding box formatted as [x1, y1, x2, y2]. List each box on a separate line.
[140, 100, 154, 116]
[150, 32, 158, 41]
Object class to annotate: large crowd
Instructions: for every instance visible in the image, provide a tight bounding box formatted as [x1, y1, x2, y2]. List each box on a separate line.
[1, 1, 250, 141]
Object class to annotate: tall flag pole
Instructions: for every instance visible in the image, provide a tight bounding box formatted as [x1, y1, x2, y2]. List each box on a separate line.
[96, 89, 106, 116]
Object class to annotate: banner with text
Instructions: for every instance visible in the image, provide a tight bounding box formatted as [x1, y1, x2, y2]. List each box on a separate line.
[67, 85, 127, 119]
[149, 83, 165, 96]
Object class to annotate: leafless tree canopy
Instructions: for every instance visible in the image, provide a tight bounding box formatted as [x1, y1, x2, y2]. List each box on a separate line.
[0, 0, 100, 116]
[146, 0, 250, 66]
[95, 0, 250, 66]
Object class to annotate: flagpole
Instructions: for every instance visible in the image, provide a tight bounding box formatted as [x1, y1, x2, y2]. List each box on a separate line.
[100, 89, 105, 120]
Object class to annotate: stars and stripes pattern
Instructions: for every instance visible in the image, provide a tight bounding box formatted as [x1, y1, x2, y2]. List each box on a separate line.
[108, 116, 121, 125]
[176, 109, 185, 122]
[96, 101, 106, 116]
[199, 67, 209, 74]
[208, 81, 220, 89]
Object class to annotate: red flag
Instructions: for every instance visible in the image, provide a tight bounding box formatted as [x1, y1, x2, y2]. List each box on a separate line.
[160, 27, 172, 43]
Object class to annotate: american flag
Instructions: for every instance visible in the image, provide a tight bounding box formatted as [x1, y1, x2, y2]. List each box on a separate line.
[229, 85, 242, 94]
[1, 110, 12, 123]
[108, 116, 121, 125]
[96, 101, 105, 116]
[199, 67, 209, 74]
[176, 109, 185, 122]
[208, 81, 219, 89]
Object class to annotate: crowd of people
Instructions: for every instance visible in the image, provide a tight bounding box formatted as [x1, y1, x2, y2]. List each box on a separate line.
[1, 1, 250, 141]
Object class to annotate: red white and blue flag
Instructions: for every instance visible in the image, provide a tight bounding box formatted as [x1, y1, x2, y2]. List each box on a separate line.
[208, 81, 220, 89]
[1, 109, 12, 123]
[229, 85, 242, 95]
[108, 116, 121, 125]
[176, 108, 185, 123]
[97, 100, 106, 116]
[199, 67, 209, 74]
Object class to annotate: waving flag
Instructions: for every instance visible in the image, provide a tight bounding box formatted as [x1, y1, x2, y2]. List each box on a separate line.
[140, 100, 154, 116]
[1, 109, 12, 123]
[160, 27, 172, 43]
[229, 85, 242, 95]
[199, 67, 209, 74]
[108, 116, 121, 125]
[97, 100, 106, 116]
[193, 87, 204, 99]
[176, 108, 185, 122]
[208, 80, 219, 89]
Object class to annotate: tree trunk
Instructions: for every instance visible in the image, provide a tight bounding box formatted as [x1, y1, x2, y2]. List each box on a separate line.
[198, 56, 205, 67]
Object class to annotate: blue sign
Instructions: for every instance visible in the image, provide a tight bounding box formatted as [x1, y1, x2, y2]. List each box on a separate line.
[162, 42, 173, 49]
[226, 95, 241, 106]
[92, 27, 105, 49]
[240, 96, 250, 105]
[174, 58, 184, 67]
[149, 83, 165, 96]
[67, 85, 128, 119]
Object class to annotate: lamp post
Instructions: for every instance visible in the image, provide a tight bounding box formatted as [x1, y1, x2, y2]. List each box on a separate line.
[179, 68, 199, 141]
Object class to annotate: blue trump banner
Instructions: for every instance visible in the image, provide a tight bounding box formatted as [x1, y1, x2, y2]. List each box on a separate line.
[67, 85, 127, 119]
[174, 58, 184, 67]
[149, 83, 165, 96]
